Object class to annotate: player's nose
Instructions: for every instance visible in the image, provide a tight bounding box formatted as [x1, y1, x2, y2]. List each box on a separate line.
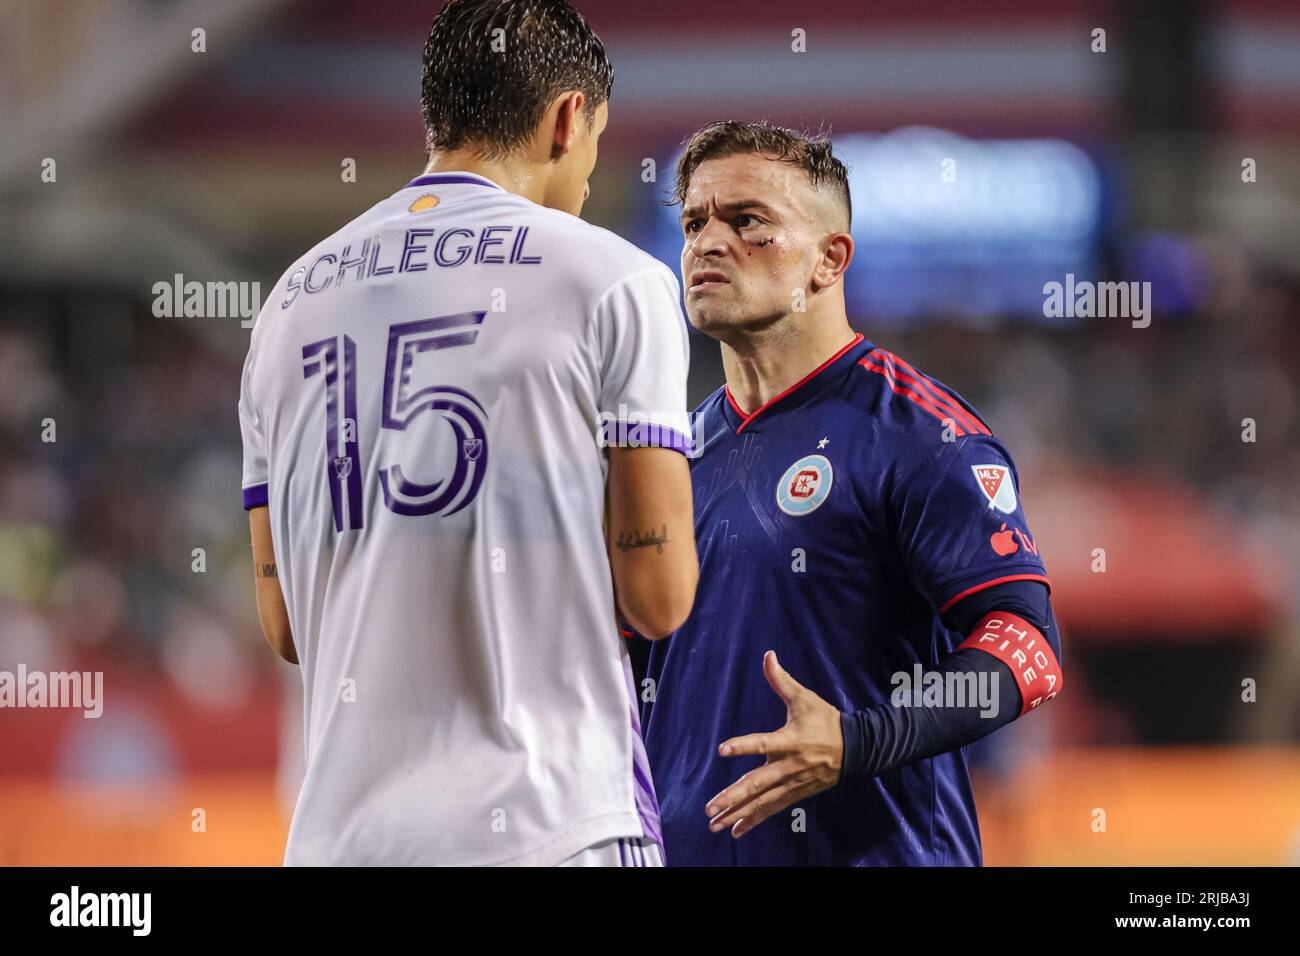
[690, 216, 730, 258]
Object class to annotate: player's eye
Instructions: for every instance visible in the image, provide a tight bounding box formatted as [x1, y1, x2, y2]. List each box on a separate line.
[683, 218, 704, 235]
[735, 214, 759, 228]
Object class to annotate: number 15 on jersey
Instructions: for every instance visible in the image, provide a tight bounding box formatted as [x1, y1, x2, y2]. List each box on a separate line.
[301, 311, 490, 533]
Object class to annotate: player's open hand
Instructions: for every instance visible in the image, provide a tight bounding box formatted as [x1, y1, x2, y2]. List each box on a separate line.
[705, 651, 844, 838]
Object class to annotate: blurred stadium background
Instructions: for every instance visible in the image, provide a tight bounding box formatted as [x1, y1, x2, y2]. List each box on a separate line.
[2, 0, 1299, 865]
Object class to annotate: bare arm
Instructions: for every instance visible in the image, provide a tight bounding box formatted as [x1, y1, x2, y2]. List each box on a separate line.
[605, 446, 698, 640]
[249, 506, 297, 664]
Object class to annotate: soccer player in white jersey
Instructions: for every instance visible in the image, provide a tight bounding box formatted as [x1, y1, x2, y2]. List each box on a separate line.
[239, 0, 697, 866]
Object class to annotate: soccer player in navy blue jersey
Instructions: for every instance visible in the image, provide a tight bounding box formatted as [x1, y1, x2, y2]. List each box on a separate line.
[640, 122, 1064, 866]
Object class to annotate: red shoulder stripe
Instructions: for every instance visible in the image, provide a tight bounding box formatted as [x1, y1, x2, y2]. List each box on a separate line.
[858, 358, 968, 435]
[870, 348, 991, 437]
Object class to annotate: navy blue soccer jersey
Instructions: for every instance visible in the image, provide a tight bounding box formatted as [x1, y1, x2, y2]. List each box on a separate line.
[641, 333, 1050, 866]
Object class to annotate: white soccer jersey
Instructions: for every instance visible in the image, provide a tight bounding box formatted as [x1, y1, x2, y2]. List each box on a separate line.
[237, 171, 690, 866]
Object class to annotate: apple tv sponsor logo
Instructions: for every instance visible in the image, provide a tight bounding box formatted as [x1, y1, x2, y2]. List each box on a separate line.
[989, 522, 1037, 558]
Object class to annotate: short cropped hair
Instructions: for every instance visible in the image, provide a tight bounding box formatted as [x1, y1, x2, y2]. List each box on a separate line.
[672, 121, 851, 228]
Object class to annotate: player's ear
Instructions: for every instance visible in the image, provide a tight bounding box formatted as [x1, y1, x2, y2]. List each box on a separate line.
[547, 90, 585, 161]
[811, 231, 854, 292]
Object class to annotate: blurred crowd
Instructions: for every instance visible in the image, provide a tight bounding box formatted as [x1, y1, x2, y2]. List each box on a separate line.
[0, 291, 269, 719]
[1, 230, 1298, 748]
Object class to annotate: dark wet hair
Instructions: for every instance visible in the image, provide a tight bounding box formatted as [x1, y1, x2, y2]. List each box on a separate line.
[421, 0, 613, 158]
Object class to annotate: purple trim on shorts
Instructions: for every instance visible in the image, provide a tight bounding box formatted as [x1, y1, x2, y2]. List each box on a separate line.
[404, 173, 501, 190]
[243, 483, 269, 510]
[622, 656, 664, 848]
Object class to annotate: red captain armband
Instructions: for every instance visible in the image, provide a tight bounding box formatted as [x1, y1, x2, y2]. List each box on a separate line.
[957, 611, 1062, 717]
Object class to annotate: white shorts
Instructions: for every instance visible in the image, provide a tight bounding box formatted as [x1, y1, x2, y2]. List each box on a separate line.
[555, 836, 664, 867]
